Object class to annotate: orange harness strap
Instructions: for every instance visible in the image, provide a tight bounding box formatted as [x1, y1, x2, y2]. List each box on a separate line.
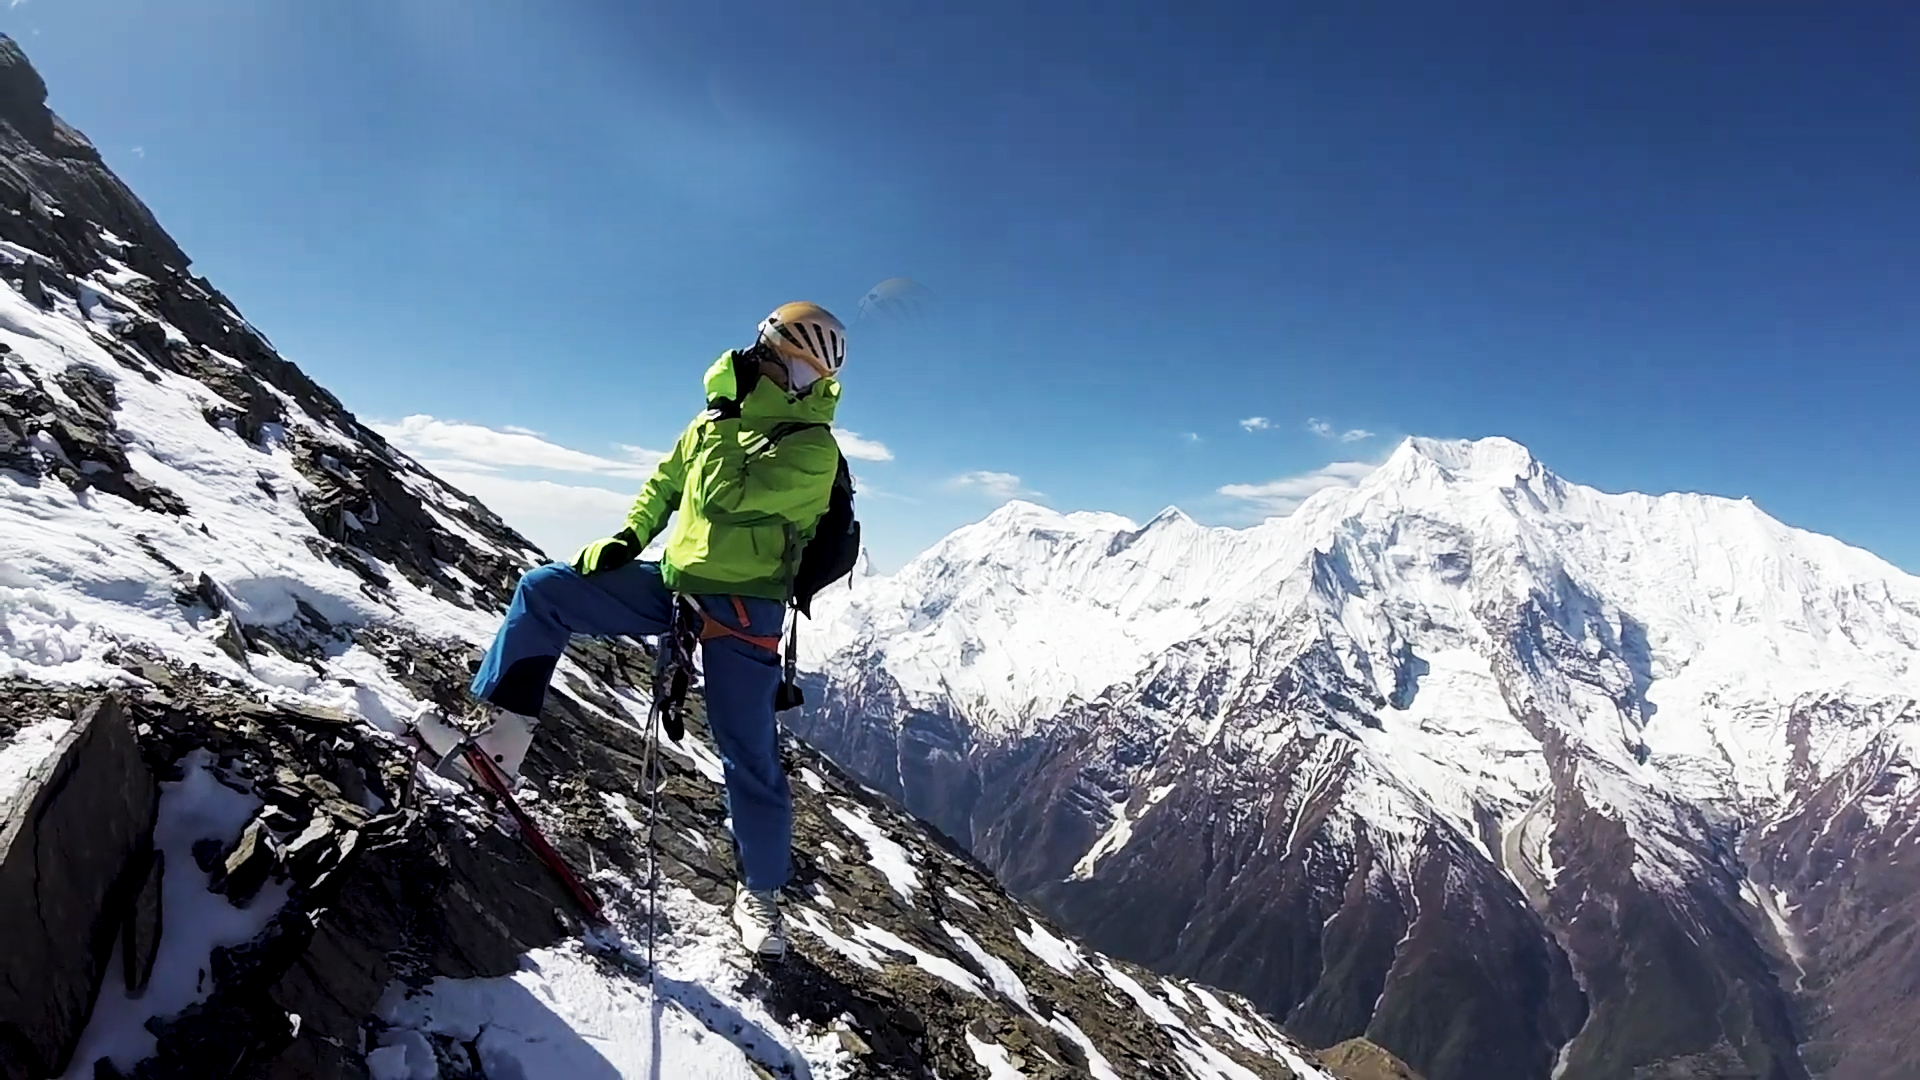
[698, 595, 782, 653]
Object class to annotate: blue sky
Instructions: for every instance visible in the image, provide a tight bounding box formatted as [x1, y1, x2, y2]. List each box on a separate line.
[6, 3, 1917, 571]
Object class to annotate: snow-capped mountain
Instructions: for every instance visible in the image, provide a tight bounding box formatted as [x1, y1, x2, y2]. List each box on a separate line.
[0, 37, 1344, 1080]
[796, 437, 1920, 1080]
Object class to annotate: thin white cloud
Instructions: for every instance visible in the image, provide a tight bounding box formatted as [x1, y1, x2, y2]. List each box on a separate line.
[432, 470, 634, 559]
[130, 146, 145, 158]
[1308, 417, 1376, 443]
[1218, 460, 1377, 516]
[1240, 417, 1273, 432]
[374, 415, 664, 479]
[950, 470, 1040, 500]
[1183, 432, 1202, 443]
[836, 430, 894, 462]
[413, 457, 500, 474]
[374, 415, 667, 556]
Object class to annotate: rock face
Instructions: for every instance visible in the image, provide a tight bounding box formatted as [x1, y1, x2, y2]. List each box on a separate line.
[1316, 1040, 1424, 1080]
[796, 447, 1920, 1080]
[0, 697, 156, 1079]
[1746, 723, 1920, 1080]
[0, 35, 1336, 1080]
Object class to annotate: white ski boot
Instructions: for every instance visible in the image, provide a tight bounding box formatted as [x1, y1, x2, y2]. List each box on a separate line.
[409, 703, 540, 785]
[732, 885, 787, 959]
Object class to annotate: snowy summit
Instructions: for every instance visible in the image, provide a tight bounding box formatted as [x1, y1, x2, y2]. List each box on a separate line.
[795, 434, 1920, 1080]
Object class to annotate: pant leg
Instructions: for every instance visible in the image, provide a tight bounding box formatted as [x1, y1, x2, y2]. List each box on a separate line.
[695, 593, 791, 892]
[472, 560, 674, 716]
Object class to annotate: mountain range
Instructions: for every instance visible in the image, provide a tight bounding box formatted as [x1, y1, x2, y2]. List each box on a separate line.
[795, 435, 1920, 1080]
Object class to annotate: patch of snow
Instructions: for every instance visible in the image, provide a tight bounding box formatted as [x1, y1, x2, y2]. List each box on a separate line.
[365, 1029, 437, 1080]
[944, 922, 1034, 1015]
[601, 791, 642, 833]
[1098, 961, 1334, 1080]
[943, 884, 980, 910]
[1187, 983, 1281, 1057]
[0, 714, 73, 805]
[62, 751, 291, 1077]
[966, 1032, 1027, 1080]
[381, 884, 854, 1080]
[379, 946, 768, 1080]
[1070, 782, 1176, 879]
[799, 767, 827, 793]
[1099, 960, 1181, 1027]
[1048, 1013, 1121, 1080]
[1016, 918, 1087, 975]
[846, 921, 982, 997]
[663, 735, 727, 785]
[830, 803, 919, 902]
[788, 907, 882, 971]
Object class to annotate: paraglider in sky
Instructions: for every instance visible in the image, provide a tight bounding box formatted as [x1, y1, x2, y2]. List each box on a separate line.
[856, 277, 933, 327]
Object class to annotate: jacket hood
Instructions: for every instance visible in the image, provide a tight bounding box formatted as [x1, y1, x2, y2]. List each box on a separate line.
[703, 351, 839, 424]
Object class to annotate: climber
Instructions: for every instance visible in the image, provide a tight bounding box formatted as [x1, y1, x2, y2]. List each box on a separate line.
[412, 301, 849, 959]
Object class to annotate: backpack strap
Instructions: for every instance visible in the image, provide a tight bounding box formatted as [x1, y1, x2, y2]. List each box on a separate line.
[704, 350, 766, 421]
[752, 420, 830, 454]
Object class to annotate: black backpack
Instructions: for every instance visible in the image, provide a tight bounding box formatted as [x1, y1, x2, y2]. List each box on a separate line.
[762, 421, 861, 616]
[758, 420, 860, 714]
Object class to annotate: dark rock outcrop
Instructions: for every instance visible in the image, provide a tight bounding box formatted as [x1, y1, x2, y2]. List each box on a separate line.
[1317, 1038, 1425, 1080]
[0, 697, 157, 1080]
[1749, 717, 1920, 1080]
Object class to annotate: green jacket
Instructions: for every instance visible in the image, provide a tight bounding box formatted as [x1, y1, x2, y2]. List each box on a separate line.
[627, 352, 841, 601]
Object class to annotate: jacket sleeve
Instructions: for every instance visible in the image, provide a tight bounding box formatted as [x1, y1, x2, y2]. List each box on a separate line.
[624, 420, 696, 544]
[688, 421, 838, 527]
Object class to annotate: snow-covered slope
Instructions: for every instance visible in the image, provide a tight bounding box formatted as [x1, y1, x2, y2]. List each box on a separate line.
[0, 35, 1338, 1080]
[797, 437, 1920, 1080]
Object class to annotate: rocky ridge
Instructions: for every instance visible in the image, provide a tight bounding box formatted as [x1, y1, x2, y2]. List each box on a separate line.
[0, 34, 1335, 1080]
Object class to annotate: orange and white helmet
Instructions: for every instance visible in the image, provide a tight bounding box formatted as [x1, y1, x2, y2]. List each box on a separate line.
[756, 301, 846, 386]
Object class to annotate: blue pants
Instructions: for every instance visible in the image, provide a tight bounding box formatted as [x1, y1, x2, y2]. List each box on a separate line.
[471, 561, 792, 892]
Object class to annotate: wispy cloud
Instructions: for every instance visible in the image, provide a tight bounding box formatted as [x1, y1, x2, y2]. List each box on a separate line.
[373, 415, 664, 479]
[429, 469, 636, 559]
[130, 146, 145, 158]
[836, 430, 894, 462]
[1218, 460, 1377, 516]
[1308, 417, 1376, 443]
[1240, 417, 1273, 432]
[1183, 432, 1202, 443]
[372, 415, 669, 558]
[950, 470, 1040, 500]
